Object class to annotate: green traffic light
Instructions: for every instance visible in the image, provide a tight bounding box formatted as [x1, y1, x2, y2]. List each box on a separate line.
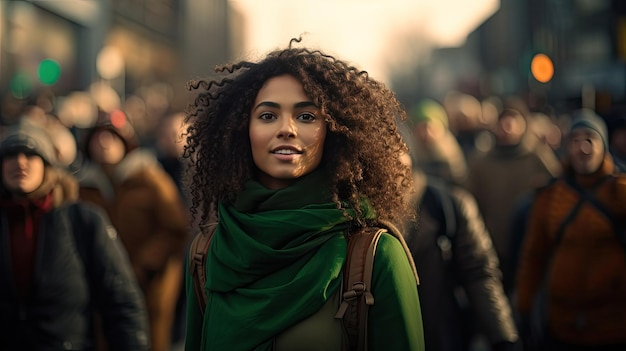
[9, 71, 32, 99]
[37, 59, 61, 85]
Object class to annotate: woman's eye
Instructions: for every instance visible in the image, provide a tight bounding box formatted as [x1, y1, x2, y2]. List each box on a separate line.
[259, 112, 275, 120]
[298, 113, 316, 122]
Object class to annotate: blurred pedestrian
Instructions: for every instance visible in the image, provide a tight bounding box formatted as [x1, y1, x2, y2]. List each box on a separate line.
[443, 92, 485, 158]
[399, 122, 518, 351]
[516, 109, 626, 351]
[76, 111, 190, 351]
[182, 38, 424, 350]
[468, 105, 561, 295]
[408, 98, 469, 186]
[0, 121, 149, 350]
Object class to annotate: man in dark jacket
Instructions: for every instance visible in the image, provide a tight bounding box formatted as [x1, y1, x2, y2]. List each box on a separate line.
[0, 121, 149, 350]
[400, 119, 518, 351]
[403, 168, 519, 351]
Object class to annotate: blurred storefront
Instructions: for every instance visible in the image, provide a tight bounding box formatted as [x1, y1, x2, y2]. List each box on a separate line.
[0, 0, 103, 100]
[400, 0, 626, 117]
[1, 0, 233, 141]
[464, 0, 623, 115]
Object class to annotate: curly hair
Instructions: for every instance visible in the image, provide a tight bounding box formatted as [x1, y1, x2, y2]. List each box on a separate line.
[183, 38, 413, 228]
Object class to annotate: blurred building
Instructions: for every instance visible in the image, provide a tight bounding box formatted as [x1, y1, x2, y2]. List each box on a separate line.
[399, 0, 626, 117]
[0, 0, 234, 121]
[471, 0, 622, 115]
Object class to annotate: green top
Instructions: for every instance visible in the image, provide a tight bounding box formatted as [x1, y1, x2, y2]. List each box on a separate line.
[184, 170, 424, 350]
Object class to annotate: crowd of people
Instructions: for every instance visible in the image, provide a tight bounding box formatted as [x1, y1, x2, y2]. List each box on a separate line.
[1, 38, 625, 351]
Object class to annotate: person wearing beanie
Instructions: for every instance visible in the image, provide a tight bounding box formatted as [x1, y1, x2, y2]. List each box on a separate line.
[515, 109, 626, 350]
[409, 98, 469, 186]
[0, 121, 149, 350]
[75, 110, 190, 351]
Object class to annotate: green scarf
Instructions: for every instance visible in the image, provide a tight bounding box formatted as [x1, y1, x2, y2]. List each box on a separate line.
[201, 170, 367, 350]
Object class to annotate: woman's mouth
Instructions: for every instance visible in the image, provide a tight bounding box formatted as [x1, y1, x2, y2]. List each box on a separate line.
[271, 148, 302, 161]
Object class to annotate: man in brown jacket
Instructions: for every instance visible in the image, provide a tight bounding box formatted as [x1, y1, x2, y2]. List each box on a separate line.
[516, 109, 626, 351]
[76, 111, 190, 351]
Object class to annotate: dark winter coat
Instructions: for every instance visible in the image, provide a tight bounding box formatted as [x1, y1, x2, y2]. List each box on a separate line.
[405, 174, 518, 351]
[0, 169, 149, 351]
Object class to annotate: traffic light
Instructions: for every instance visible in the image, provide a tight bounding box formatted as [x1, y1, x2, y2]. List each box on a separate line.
[37, 59, 61, 85]
[530, 53, 554, 83]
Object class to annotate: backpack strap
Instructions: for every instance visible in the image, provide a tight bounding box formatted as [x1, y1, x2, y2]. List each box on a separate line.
[562, 174, 626, 252]
[189, 203, 218, 315]
[529, 175, 619, 343]
[335, 221, 419, 351]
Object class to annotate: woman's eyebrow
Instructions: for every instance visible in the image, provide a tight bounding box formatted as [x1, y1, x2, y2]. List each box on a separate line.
[253, 101, 317, 111]
[253, 101, 280, 111]
[294, 101, 317, 109]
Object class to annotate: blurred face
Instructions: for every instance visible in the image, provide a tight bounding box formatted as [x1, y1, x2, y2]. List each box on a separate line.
[2, 152, 45, 195]
[496, 112, 526, 145]
[568, 128, 605, 175]
[249, 75, 327, 190]
[89, 130, 126, 165]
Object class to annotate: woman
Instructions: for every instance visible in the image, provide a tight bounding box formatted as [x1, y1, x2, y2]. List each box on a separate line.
[183, 38, 425, 351]
[0, 121, 149, 350]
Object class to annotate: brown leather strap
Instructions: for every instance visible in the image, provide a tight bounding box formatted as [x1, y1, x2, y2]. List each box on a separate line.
[335, 223, 419, 351]
[189, 222, 217, 314]
[189, 202, 219, 314]
[377, 219, 419, 284]
[335, 227, 383, 351]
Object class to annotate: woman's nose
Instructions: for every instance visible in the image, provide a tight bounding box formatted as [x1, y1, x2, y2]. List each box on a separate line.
[277, 116, 296, 138]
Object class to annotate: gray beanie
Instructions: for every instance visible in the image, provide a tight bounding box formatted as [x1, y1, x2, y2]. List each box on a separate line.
[0, 121, 58, 165]
[569, 108, 609, 150]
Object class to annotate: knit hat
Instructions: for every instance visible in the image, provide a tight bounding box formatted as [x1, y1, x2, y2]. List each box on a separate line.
[569, 108, 609, 150]
[0, 121, 57, 165]
[83, 109, 139, 159]
[409, 99, 449, 129]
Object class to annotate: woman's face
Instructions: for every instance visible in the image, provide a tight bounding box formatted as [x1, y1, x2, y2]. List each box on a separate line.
[2, 152, 45, 194]
[249, 74, 327, 189]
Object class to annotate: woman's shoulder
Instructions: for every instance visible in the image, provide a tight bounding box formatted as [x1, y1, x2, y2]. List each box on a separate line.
[373, 232, 416, 275]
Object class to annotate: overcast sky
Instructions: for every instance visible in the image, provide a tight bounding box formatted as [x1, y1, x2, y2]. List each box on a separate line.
[229, 0, 499, 83]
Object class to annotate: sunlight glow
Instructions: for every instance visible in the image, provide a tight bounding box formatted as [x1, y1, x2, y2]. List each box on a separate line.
[229, 0, 500, 83]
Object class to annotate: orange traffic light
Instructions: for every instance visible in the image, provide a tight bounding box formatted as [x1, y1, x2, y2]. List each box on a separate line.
[530, 53, 554, 83]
